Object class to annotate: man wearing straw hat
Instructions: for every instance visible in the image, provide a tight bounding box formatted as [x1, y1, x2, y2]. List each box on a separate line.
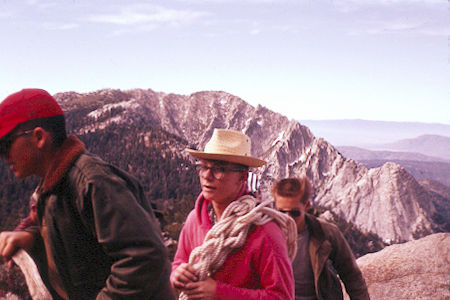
[170, 128, 296, 300]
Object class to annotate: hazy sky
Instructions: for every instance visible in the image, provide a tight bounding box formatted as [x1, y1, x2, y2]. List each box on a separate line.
[1, 0, 448, 124]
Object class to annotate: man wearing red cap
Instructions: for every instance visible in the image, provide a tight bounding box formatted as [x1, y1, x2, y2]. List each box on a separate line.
[0, 89, 175, 299]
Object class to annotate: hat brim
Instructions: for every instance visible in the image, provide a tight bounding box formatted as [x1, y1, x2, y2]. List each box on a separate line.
[186, 149, 267, 167]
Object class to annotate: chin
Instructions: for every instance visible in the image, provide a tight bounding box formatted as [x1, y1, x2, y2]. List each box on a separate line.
[202, 191, 215, 201]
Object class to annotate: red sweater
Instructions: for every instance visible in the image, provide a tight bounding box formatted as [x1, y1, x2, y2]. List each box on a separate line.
[172, 193, 295, 300]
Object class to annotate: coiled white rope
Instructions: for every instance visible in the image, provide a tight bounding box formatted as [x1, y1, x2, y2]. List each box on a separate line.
[179, 195, 297, 299]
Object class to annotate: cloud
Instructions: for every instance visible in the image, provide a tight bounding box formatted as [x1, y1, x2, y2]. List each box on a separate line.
[178, 0, 292, 3]
[43, 22, 80, 30]
[333, 0, 447, 37]
[23, 0, 59, 9]
[358, 14, 448, 37]
[0, 11, 14, 18]
[417, 27, 450, 37]
[334, 0, 442, 11]
[110, 24, 159, 36]
[347, 18, 449, 37]
[25, 0, 39, 5]
[87, 4, 209, 27]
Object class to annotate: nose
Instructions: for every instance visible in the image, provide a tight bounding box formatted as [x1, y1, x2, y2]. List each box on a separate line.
[200, 167, 214, 180]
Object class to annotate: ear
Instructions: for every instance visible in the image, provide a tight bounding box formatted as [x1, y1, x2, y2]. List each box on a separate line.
[240, 171, 249, 182]
[32, 127, 49, 150]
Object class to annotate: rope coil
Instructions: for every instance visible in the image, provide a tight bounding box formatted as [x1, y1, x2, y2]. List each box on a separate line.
[179, 195, 297, 299]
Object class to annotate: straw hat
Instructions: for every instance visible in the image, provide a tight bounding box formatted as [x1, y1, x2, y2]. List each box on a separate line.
[186, 129, 266, 167]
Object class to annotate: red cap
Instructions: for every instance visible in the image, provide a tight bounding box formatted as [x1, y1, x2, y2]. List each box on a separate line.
[0, 89, 64, 139]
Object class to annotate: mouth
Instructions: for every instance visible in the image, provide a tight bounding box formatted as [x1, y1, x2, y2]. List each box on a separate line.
[202, 185, 216, 192]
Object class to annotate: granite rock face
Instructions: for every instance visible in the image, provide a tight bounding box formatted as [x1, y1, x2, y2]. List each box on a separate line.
[55, 89, 449, 243]
[349, 233, 450, 300]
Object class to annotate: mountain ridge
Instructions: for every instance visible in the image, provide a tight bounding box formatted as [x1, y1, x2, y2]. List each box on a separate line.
[378, 134, 450, 161]
[337, 146, 450, 186]
[337, 146, 447, 162]
[52, 88, 448, 243]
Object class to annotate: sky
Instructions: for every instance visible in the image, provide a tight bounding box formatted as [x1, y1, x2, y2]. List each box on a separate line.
[0, 0, 449, 124]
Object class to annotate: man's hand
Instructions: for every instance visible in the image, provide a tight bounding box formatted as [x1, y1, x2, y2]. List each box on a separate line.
[0, 231, 34, 266]
[183, 277, 217, 300]
[171, 263, 199, 290]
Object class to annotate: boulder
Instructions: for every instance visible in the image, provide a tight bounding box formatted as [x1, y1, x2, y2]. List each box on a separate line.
[349, 233, 450, 299]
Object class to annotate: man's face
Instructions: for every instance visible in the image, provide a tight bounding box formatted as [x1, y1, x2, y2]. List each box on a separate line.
[2, 129, 41, 178]
[274, 194, 309, 232]
[196, 160, 248, 207]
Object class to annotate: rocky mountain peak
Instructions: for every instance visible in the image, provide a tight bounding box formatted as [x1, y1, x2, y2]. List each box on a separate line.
[54, 88, 448, 243]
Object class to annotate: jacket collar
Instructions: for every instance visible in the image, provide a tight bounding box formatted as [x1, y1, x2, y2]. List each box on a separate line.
[305, 213, 326, 243]
[40, 135, 85, 193]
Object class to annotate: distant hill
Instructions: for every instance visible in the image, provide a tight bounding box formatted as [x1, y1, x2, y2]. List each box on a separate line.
[337, 146, 450, 186]
[418, 179, 450, 200]
[302, 120, 450, 187]
[418, 179, 450, 224]
[360, 160, 450, 187]
[378, 134, 450, 161]
[337, 146, 446, 162]
[300, 119, 450, 147]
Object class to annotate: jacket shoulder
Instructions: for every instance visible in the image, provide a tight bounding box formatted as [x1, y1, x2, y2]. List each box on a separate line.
[306, 214, 344, 242]
[71, 153, 108, 176]
[317, 217, 341, 235]
[70, 153, 138, 183]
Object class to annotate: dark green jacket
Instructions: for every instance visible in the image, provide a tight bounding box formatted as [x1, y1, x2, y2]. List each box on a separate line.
[27, 135, 174, 299]
[305, 214, 370, 300]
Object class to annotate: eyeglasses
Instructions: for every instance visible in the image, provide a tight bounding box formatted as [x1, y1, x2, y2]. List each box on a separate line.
[278, 209, 301, 218]
[195, 163, 247, 180]
[0, 130, 34, 155]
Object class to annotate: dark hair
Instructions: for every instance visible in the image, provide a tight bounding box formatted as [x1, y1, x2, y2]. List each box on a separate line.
[16, 115, 67, 147]
[271, 177, 311, 204]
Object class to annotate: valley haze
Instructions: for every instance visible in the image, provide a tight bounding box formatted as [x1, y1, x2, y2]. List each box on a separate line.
[300, 119, 450, 147]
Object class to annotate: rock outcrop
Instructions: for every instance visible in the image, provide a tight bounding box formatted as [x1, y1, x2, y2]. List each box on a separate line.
[349, 233, 450, 300]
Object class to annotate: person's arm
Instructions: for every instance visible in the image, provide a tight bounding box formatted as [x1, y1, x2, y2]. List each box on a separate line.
[14, 193, 38, 232]
[170, 211, 199, 290]
[14, 215, 38, 232]
[0, 231, 35, 263]
[82, 175, 172, 299]
[328, 226, 370, 300]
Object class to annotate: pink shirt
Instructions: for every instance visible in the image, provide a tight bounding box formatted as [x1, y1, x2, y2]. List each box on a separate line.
[172, 194, 295, 300]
